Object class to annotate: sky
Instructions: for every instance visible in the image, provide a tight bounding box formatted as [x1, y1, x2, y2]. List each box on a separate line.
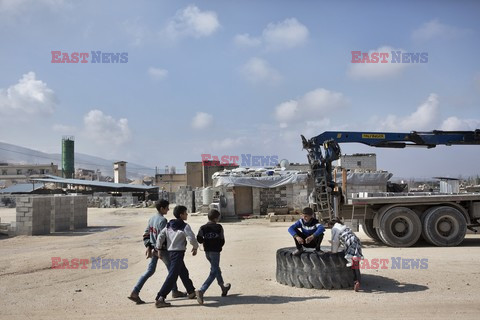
[0, 0, 479, 179]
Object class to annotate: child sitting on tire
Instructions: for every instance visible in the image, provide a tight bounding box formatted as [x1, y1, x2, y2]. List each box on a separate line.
[288, 207, 325, 256]
[327, 218, 364, 292]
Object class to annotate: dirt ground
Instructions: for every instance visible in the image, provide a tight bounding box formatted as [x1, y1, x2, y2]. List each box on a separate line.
[1, 207, 480, 320]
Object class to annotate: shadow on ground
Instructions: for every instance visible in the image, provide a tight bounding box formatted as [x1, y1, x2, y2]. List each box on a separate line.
[42, 226, 122, 237]
[359, 274, 429, 293]
[182, 294, 328, 308]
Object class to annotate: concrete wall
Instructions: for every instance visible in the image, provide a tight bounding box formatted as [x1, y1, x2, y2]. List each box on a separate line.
[16, 195, 88, 235]
[186, 162, 203, 188]
[338, 154, 377, 171]
[155, 173, 187, 192]
[175, 186, 195, 213]
[259, 186, 288, 215]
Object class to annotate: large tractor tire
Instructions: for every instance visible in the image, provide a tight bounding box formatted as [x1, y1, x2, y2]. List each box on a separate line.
[361, 219, 382, 242]
[377, 207, 422, 247]
[422, 206, 467, 247]
[276, 247, 353, 289]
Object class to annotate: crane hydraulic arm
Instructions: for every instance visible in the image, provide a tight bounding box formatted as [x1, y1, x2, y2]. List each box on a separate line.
[302, 129, 480, 150]
[301, 129, 480, 216]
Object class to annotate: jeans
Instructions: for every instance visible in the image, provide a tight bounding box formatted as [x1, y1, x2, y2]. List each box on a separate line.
[133, 250, 178, 293]
[199, 251, 224, 293]
[293, 231, 324, 250]
[156, 251, 195, 300]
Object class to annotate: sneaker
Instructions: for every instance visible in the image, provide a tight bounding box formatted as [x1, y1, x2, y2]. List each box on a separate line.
[221, 283, 231, 297]
[196, 290, 204, 305]
[292, 249, 303, 256]
[155, 297, 171, 308]
[187, 291, 196, 299]
[171, 290, 187, 298]
[127, 295, 145, 305]
[354, 281, 360, 292]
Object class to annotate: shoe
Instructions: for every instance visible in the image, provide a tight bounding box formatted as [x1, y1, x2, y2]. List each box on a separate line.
[354, 281, 360, 292]
[127, 292, 146, 305]
[346, 261, 352, 267]
[196, 290, 204, 305]
[292, 249, 303, 256]
[221, 283, 231, 297]
[155, 297, 171, 308]
[187, 291, 196, 299]
[315, 248, 324, 254]
[171, 290, 187, 298]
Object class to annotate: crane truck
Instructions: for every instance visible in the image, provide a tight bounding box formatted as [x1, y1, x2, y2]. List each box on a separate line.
[301, 129, 480, 247]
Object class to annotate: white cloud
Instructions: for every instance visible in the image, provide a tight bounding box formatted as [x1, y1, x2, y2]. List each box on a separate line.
[348, 46, 409, 79]
[0, 72, 56, 117]
[234, 18, 308, 50]
[148, 67, 168, 80]
[192, 112, 213, 130]
[377, 93, 440, 131]
[163, 5, 220, 40]
[211, 137, 246, 149]
[274, 88, 349, 126]
[233, 33, 261, 48]
[241, 57, 282, 85]
[263, 18, 308, 50]
[441, 117, 480, 131]
[82, 110, 131, 146]
[412, 19, 471, 41]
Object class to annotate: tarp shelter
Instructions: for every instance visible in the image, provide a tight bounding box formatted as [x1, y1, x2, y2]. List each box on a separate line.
[214, 173, 309, 188]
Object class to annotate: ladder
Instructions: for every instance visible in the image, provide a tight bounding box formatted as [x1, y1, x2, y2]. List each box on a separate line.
[312, 167, 332, 219]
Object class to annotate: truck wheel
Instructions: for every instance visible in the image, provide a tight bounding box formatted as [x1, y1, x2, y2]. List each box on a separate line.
[361, 219, 381, 242]
[377, 207, 421, 247]
[422, 206, 466, 246]
[276, 247, 353, 289]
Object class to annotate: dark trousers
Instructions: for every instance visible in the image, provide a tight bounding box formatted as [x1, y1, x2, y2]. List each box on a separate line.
[156, 251, 195, 300]
[352, 258, 361, 282]
[293, 231, 323, 250]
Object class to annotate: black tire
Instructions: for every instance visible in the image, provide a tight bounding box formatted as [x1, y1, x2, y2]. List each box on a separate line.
[422, 206, 467, 247]
[276, 247, 354, 289]
[377, 207, 421, 247]
[361, 219, 381, 242]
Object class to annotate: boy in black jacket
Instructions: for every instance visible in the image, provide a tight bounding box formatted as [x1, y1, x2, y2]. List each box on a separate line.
[195, 209, 231, 305]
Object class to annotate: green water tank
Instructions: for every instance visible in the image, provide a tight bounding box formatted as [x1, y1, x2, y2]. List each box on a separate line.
[62, 136, 74, 178]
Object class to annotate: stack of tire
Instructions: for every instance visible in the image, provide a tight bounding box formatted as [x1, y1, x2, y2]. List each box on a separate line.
[276, 247, 354, 289]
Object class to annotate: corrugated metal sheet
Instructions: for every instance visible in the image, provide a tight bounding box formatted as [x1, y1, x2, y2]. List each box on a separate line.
[0, 183, 44, 194]
[31, 178, 158, 191]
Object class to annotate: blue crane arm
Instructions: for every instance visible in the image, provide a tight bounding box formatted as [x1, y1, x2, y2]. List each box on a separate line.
[305, 130, 480, 149]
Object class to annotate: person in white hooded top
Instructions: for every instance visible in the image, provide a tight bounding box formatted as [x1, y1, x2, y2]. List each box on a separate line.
[328, 219, 364, 292]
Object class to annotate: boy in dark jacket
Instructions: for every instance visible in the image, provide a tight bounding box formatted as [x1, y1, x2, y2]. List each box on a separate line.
[195, 209, 231, 305]
[288, 207, 325, 256]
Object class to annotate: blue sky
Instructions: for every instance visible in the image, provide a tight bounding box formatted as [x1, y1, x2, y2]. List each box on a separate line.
[0, 0, 479, 179]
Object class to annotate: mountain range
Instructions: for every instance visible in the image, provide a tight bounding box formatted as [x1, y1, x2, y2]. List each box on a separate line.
[0, 141, 156, 179]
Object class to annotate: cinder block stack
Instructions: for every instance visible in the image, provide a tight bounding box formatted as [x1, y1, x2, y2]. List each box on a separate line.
[50, 196, 71, 232]
[16, 196, 51, 235]
[175, 186, 195, 212]
[15, 195, 88, 235]
[72, 196, 88, 229]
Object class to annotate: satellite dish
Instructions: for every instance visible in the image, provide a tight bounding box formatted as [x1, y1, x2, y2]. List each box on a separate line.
[280, 159, 290, 169]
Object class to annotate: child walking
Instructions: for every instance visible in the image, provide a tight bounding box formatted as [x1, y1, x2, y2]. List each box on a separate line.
[195, 209, 231, 305]
[328, 218, 364, 292]
[128, 200, 186, 304]
[154, 205, 199, 308]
